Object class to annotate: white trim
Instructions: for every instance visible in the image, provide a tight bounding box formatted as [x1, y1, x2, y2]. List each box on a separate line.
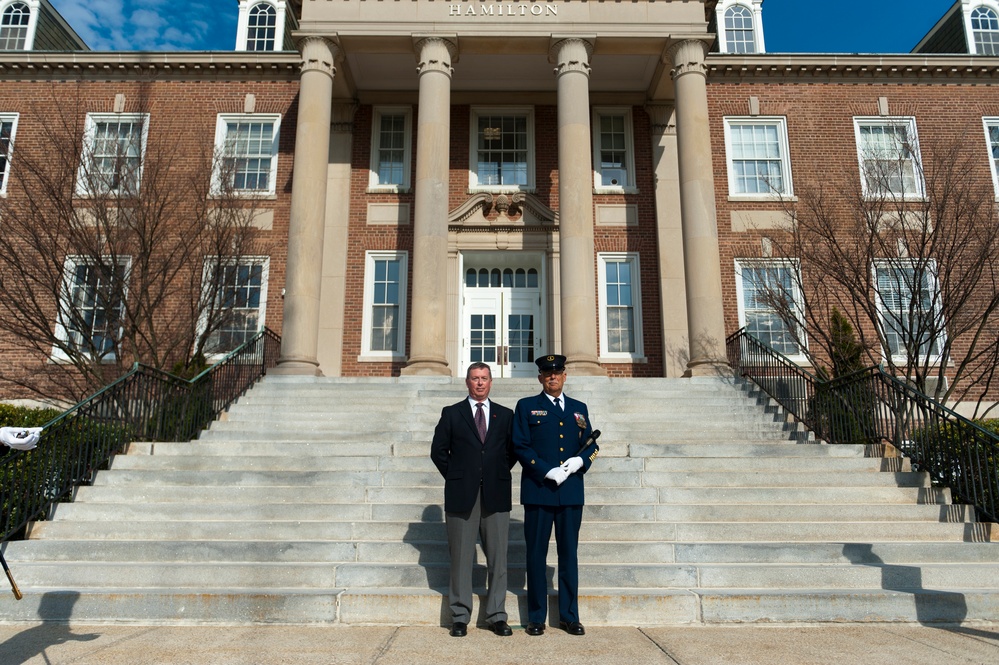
[212, 113, 281, 197]
[597, 252, 645, 361]
[982, 116, 999, 197]
[872, 258, 945, 364]
[734, 258, 809, 362]
[198, 256, 270, 360]
[75, 113, 150, 198]
[359, 250, 408, 361]
[0, 0, 39, 51]
[592, 107, 638, 193]
[853, 116, 925, 200]
[368, 106, 413, 192]
[962, 1, 999, 55]
[723, 116, 793, 198]
[52, 254, 131, 362]
[468, 106, 535, 193]
[0, 111, 18, 195]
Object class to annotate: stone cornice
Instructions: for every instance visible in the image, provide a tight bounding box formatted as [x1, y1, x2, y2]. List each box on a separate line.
[706, 54, 999, 83]
[0, 52, 302, 81]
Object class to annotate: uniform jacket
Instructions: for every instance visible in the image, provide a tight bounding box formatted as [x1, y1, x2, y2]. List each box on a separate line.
[430, 399, 515, 514]
[513, 392, 598, 506]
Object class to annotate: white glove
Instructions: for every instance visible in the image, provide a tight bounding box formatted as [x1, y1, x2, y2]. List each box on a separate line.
[560, 456, 584, 475]
[0, 426, 42, 451]
[544, 466, 569, 486]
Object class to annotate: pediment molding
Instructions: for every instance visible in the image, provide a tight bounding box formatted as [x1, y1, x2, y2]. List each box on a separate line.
[448, 192, 558, 230]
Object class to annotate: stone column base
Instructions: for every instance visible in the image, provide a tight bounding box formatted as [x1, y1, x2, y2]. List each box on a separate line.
[401, 358, 451, 376]
[685, 359, 734, 378]
[566, 358, 607, 377]
[271, 359, 324, 377]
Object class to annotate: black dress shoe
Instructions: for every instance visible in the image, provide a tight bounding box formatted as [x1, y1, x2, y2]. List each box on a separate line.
[450, 621, 467, 637]
[525, 622, 546, 636]
[487, 620, 513, 636]
[559, 620, 585, 635]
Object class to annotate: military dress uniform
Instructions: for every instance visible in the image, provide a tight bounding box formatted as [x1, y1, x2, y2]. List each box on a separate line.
[512, 356, 599, 631]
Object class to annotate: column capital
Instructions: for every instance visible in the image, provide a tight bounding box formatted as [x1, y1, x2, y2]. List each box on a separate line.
[549, 37, 594, 77]
[297, 36, 340, 78]
[644, 104, 676, 135]
[331, 102, 359, 133]
[414, 35, 458, 77]
[665, 39, 709, 80]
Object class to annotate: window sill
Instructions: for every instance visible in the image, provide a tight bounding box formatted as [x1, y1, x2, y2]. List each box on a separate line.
[727, 194, 797, 203]
[367, 186, 411, 195]
[598, 355, 648, 364]
[357, 354, 407, 363]
[594, 186, 639, 196]
[467, 186, 536, 195]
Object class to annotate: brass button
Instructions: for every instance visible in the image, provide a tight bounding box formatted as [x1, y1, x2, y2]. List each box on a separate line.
[559, 422, 563, 426]
[559, 434, 564, 439]
[560, 447, 564, 452]
[530, 460, 536, 465]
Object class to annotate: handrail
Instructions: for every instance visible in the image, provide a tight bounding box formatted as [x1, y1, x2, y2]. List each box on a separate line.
[727, 328, 999, 522]
[0, 328, 281, 542]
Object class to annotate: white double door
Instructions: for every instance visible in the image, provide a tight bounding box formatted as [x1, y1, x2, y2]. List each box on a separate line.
[463, 281, 542, 378]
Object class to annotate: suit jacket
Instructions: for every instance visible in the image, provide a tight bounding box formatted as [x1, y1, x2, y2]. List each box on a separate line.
[431, 398, 515, 514]
[513, 392, 598, 506]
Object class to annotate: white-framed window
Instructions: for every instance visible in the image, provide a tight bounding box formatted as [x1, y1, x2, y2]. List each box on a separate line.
[201, 257, 269, 357]
[0, 1, 35, 51]
[76, 113, 149, 197]
[213, 114, 281, 196]
[723, 117, 793, 197]
[235, 0, 287, 52]
[874, 259, 945, 363]
[853, 117, 924, 199]
[469, 107, 534, 192]
[360, 250, 408, 359]
[715, 0, 766, 54]
[592, 107, 637, 192]
[52, 255, 130, 361]
[0, 112, 17, 194]
[597, 253, 645, 361]
[983, 117, 999, 196]
[368, 107, 412, 191]
[734, 259, 807, 360]
[969, 5, 999, 55]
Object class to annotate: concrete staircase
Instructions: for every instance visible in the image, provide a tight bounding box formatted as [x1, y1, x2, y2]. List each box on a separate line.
[1, 375, 996, 625]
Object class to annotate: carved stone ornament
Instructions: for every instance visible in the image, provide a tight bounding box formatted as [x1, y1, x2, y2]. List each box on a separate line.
[298, 37, 340, 78]
[666, 39, 709, 80]
[448, 192, 559, 230]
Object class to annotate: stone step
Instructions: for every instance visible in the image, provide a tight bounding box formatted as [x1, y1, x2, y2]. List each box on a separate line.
[2, 587, 994, 625]
[27, 519, 991, 543]
[49, 502, 975, 524]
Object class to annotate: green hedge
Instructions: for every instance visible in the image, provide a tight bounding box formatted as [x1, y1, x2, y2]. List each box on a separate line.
[911, 418, 999, 520]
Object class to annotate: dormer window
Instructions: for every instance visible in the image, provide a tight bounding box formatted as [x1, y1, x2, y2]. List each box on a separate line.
[971, 6, 999, 55]
[715, 0, 766, 54]
[0, 1, 31, 50]
[236, 1, 288, 52]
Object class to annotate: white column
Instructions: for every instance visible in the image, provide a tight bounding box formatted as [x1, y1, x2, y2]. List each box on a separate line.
[275, 37, 339, 375]
[552, 37, 605, 376]
[668, 39, 730, 376]
[402, 37, 457, 376]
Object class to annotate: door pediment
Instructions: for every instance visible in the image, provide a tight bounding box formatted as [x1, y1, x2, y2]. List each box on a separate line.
[448, 192, 558, 230]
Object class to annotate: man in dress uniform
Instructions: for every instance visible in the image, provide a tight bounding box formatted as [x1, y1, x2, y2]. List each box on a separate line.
[431, 362, 516, 637]
[512, 355, 599, 636]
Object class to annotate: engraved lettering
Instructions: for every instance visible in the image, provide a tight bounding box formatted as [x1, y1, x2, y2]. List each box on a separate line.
[531, 5, 543, 15]
[449, 4, 460, 16]
[447, 3, 558, 19]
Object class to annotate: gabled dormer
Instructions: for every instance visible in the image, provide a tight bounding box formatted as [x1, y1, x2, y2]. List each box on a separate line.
[712, 0, 766, 54]
[914, 1, 999, 55]
[0, 0, 88, 51]
[236, 0, 299, 52]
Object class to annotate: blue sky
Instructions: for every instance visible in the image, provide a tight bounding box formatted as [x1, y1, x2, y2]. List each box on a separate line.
[52, 0, 955, 54]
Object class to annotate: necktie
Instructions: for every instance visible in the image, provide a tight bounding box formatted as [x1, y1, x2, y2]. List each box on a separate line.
[475, 402, 487, 444]
[554, 397, 562, 412]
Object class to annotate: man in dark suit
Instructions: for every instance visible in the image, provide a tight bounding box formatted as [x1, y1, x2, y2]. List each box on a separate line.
[513, 354, 599, 636]
[431, 362, 515, 637]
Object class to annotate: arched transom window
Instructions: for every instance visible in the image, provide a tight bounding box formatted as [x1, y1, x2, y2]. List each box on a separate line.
[246, 3, 277, 52]
[724, 5, 757, 54]
[971, 6, 999, 55]
[0, 2, 30, 51]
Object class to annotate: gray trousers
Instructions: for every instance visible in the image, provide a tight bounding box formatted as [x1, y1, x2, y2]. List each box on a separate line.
[444, 493, 510, 624]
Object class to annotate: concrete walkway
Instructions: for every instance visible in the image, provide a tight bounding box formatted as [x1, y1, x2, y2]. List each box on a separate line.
[0, 623, 997, 665]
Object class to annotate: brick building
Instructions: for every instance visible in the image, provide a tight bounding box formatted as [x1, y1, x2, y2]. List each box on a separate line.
[0, 0, 997, 410]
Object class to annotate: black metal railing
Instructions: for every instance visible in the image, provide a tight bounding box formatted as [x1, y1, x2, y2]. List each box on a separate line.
[0, 329, 281, 542]
[727, 328, 999, 522]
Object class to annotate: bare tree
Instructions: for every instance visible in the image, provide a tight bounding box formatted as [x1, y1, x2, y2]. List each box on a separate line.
[745, 130, 999, 417]
[0, 84, 271, 402]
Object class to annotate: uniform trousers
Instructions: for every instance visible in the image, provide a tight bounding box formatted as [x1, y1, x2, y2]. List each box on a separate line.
[523, 504, 583, 625]
[445, 492, 510, 624]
